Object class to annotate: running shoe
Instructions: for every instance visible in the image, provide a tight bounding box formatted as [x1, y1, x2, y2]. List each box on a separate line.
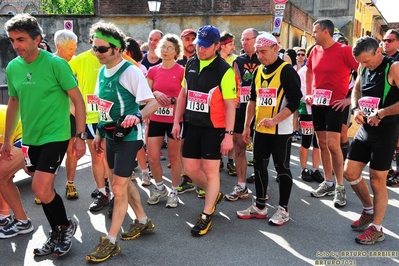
[147, 186, 168, 205]
[0, 216, 12, 229]
[311, 169, 324, 183]
[34, 197, 42, 205]
[191, 213, 212, 236]
[269, 206, 290, 226]
[0, 218, 34, 238]
[351, 211, 374, 231]
[89, 192, 109, 212]
[355, 225, 384, 245]
[91, 179, 110, 198]
[387, 170, 399, 187]
[86, 236, 121, 262]
[177, 176, 195, 194]
[196, 187, 206, 198]
[310, 181, 335, 197]
[237, 203, 267, 219]
[225, 185, 249, 201]
[120, 219, 155, 240]
[301, 168, 313, 182]
[33, 230, 59, 256]
[165, 192, 179, 208]
[246, 172, 255, 183]
[210, 192, 225, 215]
[333, 186, 346, 208]
[65, 183, 79, 199]
[227, 161, 237, 176]
[141, 171, 151, 186]
[54, 219, 77, 257]
[246, 142, 253, 151]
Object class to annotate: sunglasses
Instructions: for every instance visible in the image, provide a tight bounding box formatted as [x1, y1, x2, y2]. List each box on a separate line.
[160, 45, 175, 51]
[297, 53, 305, 56]
[383, 39, 397, 43]
[93, 46, 112, 53]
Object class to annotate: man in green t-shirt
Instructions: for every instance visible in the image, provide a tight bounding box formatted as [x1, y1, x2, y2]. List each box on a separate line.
[2, 14, 86, 258]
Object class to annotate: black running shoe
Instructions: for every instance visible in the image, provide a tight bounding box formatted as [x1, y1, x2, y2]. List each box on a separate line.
[89, 192, 109, 212]
[54, 219, 77, 258]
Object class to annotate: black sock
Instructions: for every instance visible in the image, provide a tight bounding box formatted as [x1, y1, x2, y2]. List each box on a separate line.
[42, 193, 68, 231]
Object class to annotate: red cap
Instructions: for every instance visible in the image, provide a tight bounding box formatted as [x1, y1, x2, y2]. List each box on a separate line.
[181, 29, 197, 38]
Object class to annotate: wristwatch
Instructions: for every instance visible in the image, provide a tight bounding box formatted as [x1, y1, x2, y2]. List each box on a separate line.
[134, 113, 143, 123]
[76, 132, 88, 140]
[225, 130, 234, 135]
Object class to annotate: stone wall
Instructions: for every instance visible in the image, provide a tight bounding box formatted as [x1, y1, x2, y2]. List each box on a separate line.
[0, 4, 315, 84]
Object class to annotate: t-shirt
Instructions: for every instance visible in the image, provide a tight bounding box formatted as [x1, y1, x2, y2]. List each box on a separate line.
[147, 63, 184, 123]
[306, 42, 358, 105]
[69, 50, 102, 124]
[6, 50, 77, 145]
[0, 105, 22, 144]
[95, 60, 154, 141]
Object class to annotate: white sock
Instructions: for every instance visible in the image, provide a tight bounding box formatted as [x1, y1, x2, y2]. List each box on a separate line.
[106, 235, 116, 244]
[137, 216, 148, 224]
[370, 223, 382, 231]
[238, 182, 246, 189]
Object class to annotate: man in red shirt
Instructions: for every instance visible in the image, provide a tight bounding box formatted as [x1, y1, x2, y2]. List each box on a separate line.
[305, 19, 358, 208]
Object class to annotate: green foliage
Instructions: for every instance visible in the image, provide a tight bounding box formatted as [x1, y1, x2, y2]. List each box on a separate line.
[40, 0, 94, 14]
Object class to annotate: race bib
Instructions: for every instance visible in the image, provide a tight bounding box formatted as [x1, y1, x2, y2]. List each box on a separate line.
[21, 145, 33, 167]
[358, 96, 380, 117]
[300, 121, 314, 135]
[313, 89, 332, 106]
[156, 105, 174, 116]
[240, 86, 251, 103]
[86, 94, 99, 112]
[97, 98, 114, 122]
[257, 88, 277, 106]
[187, 91, 209, 113]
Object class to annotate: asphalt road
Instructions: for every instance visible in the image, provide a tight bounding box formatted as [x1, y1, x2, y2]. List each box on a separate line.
[2, 140, 399, 266]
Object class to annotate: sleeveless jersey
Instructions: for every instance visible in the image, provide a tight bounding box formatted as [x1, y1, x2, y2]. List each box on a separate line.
[254, 61, 293, 135]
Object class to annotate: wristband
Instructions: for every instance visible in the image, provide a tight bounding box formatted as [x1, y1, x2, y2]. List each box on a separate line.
[375, 111, 382, 120]
[225, 130, 234, 135]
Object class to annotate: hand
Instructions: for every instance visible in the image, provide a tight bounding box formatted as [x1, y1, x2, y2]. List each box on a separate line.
[0, 142, 13, 161]
[92, 135, 104, 154]
[154, 91, 171, 107]
[73, 138, 86, 159]
[171, 123, 181, 140]
[242, 127, 251, 144]
[305, 95, 313, 105]
[258, 117, 277, 128]
[220, 135, 233, 156]
[353, 109, 366, 125]
[367, 114, 381, 127]
[121, 114, 140, 128]
[332, 98, 351, 112]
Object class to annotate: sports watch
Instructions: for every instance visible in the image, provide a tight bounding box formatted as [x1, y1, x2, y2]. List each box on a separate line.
[134, 113, 143, 123]
[76, 132, 88, 140]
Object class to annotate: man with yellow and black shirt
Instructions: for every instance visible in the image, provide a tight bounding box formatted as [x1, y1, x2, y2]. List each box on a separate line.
[237, 33, 302, 226]
[172, 25, 236, 236]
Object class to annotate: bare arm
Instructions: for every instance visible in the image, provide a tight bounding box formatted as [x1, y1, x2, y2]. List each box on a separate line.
[220, 99, 236, 156]
[242, 100, 256, 144]
[67, 87, 86, 159]
[171, 86, 187, 140]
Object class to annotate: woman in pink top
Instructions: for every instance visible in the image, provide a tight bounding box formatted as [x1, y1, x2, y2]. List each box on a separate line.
[146, 34, 184, 208]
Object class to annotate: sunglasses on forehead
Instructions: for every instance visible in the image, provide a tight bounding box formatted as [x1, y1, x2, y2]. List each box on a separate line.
[93, 46, 112, 53]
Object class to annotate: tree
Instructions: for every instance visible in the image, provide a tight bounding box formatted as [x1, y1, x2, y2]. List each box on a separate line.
[40, 0, 94, 14]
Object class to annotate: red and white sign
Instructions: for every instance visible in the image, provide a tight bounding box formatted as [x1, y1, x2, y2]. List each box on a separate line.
[300, 121, 314, 135]
[258, 88, 277, 107]
[358, 96, 380, 117]
[313, 89, 332, 106]
[274, 0, 288, 4]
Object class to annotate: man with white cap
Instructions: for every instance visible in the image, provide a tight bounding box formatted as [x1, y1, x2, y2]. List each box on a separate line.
[172, 25, 236, 236]
[237, 32, 301, 226]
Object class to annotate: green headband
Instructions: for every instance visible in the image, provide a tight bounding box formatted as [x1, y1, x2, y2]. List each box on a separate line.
[94, 31, 122, 48]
